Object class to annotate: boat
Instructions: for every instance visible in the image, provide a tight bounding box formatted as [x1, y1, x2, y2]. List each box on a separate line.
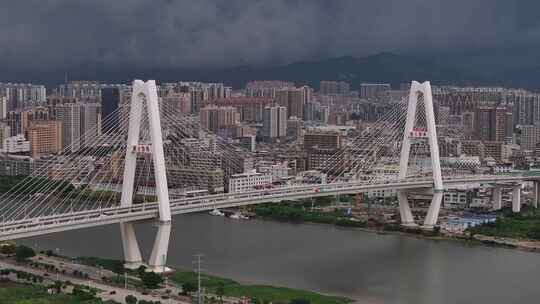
[229, 212, 249, 220]
[209, 209, 225, 216]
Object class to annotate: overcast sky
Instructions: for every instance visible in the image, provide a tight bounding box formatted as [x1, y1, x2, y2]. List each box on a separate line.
[0, 0, 538, 69]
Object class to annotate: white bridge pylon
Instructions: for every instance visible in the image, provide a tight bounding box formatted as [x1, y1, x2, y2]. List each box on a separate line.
[120, 80, 172, 273]
[398, 81, 443, 229]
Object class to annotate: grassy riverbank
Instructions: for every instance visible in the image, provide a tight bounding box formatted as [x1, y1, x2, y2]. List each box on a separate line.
[251, 200, 367, 228]
[0, 281, 106, 304]
[72, 255, 353, 304]
[74, 256, 125, 274]
[469, 208, 540, 240]
[171, 271, 353, 304]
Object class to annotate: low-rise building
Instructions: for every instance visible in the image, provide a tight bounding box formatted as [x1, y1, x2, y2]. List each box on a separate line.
[441, 214, 497, 235]
[228, 169, 272, 193]
[2, 134, 30, 154]
[443, 190, 469, 209]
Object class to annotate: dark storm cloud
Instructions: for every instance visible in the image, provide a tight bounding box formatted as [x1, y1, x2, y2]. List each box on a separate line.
[0, 0, 537, 69]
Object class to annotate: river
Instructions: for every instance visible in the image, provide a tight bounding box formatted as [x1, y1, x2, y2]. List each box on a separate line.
[20, 214, 540, 304]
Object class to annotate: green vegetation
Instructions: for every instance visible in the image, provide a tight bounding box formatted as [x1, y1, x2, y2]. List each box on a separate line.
[125, 294, 138, 304]
[0, 243, 17, 255]
[172, 271, 236, 292]
[74, 257, 124, 274]
[15, 245, 36, 262]
[140, 271, 163, 289]
[469, 208, 540, 240]
[171, 271, 352, 304]
[252, 202, 366, 228]
[0, 281, 102, 304]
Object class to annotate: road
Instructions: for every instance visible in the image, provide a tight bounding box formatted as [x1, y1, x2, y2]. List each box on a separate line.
[0, 256, 189, 304]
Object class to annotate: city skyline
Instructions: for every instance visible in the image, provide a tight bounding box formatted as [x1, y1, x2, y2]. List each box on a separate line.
[1, 2, 540, 304]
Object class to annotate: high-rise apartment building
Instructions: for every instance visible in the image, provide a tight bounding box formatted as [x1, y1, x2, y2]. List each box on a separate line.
[474, 106, 508, 142]
[60, 81, 101, 102]
[80, 103, 101, 147]
[245, 81, 294, 98]
[55, 103, 81, 152]
[262, 105, 287, 138]
[320, 81, 350, 95]
[27, 120, 62, 159]
[0, 96, 7, 120]
[0, 122, 10, 150]
[162, 82, 231, 113]
[507, 92, 540, 127]
[163, 92, 191, 114]
[519, 125, 540, 151]
[359, 83, 391, 99]
[286, 116, 302, 139]
[0, 83, 46, 111]
[276, 86, 311, 119]
[199, 106, 240, 132]
[205, 97, 274, 122]
[433, 87, 504, 114]
[6, 107, 50, 136]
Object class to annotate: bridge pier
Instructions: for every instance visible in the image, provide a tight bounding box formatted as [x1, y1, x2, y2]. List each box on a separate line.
[512, 185, 521, 213]
[147, 221, 172, 273]
[397, 81, 443, 230]
[119, 80, 172, 273]
[423, 190, 443, 228]
[492, 185, 502, 210]
[120, 222, 144, 270]
[397, 191, 417, 227]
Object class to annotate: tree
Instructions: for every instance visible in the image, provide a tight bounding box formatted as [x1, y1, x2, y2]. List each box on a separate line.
[125, 294, 138, 304]
[140, 271, 163, 289]
[216, 282, 225, 303]
[137, 265, 147, 277]
[111, 260, 125, 274]
[15, 245, 35, 262]
[0, 243, 16, 255]
[182, 281, 197, 295]
[72, 286, 96, 301]
[52, 280, 62, 293]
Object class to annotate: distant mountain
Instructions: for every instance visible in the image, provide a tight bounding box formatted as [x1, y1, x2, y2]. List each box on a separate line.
[1, 52, 539, 91]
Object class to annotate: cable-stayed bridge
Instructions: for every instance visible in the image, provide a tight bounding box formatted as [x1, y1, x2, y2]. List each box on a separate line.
[0, 80, 538, 272]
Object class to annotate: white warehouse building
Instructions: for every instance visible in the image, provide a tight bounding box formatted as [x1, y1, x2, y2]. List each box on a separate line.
[229, 169, 272, 193]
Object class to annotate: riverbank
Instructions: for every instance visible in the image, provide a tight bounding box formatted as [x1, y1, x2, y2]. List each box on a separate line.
[43, 254, 354, 304]
[468, 208, 540, 239]
[170, 271, 353, 304]
[249, 202, 540, 253]
[0, 281, 105, 304]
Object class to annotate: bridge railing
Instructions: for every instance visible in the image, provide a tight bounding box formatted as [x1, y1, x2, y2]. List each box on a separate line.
[1, 173, 537, 236]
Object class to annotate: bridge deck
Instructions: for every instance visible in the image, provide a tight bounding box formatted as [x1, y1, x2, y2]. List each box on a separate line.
[0, 175, 537, 241]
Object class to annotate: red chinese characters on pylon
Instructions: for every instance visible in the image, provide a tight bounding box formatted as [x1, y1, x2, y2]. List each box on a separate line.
[132, 144, 152, 154]
[409, 127, 428, 138]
